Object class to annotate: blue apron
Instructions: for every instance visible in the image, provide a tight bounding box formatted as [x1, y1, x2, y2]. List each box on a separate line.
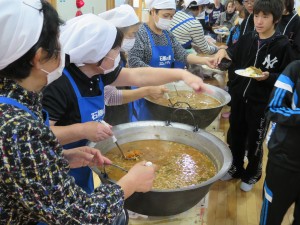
[130, 25, 175, 122]
[170, 17, 196, 68]
[0, 97, 50, 225]
[63, 68, 105, 194]
[170, 17, 195, 49]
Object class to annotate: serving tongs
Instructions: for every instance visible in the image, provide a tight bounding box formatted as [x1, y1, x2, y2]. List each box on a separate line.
[101, 121, 135, 160]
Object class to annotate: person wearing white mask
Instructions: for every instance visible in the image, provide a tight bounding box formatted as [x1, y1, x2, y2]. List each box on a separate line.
[42, 14, 211, 194]
[0, 1, 157, 224]
[99, 4, 168, 125]
[170, 0, 226, 58]
[128, 0, 215, 121]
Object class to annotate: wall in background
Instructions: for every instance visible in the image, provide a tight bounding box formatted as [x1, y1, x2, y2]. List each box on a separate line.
[56, 0, 106, 21]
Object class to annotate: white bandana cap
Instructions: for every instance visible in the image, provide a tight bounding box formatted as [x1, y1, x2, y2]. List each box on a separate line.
[98, 4, 139, 28]
[59, 14, 117, 64]
[145, 0, 176, 9]
[184, 0, 209, 7]
[0, 0, 44, 70]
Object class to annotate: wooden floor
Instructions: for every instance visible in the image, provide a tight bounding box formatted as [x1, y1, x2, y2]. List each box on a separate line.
[206, 105, 295, 225]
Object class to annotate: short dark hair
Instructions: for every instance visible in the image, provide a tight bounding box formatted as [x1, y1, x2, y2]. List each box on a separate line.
[283, 0, 294, 13]
[234, 0, 243, 5]
[112, 28, 124, 49]
[253, 0, 283, 23]
[0, 0, 63, 80]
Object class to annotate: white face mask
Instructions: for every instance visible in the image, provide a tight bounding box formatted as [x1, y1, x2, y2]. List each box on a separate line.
[121, 38, 136, 53]
[100, 54, 121, 74]
[41, 58, 64, 85]
[155, 17, 172, 30]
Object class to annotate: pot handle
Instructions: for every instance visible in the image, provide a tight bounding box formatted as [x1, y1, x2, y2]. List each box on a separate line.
[166, 108, 199, 132]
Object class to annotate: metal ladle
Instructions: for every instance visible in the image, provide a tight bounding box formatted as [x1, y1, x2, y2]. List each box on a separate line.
[173, 83, 179, 96]
[101, 121, 134, 160]
[164, 93, 174, 107]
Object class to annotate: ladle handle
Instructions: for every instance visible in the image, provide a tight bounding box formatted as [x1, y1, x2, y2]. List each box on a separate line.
[101, 120, 117, 143]
[164, 93, 170, 100]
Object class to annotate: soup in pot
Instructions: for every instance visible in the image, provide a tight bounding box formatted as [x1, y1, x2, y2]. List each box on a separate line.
[102, 140, 217, 190]
[147, 90, 221, 109]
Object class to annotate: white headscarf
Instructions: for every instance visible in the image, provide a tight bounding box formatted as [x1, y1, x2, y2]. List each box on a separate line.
[0, 0, 44, 70]
[98, 4, 139, 28]
[145, 0, 176, 9]
[59, 14, 117, 64]
[184, 0, 209, 8]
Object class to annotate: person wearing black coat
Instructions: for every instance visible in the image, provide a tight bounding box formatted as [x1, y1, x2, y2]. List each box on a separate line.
[213, 0, 295, 192]
[260, 60, 300, 225]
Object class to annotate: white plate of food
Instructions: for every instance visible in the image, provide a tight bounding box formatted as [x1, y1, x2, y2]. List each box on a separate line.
[235, 67, 264, 78]
[213, 27, 230, 35]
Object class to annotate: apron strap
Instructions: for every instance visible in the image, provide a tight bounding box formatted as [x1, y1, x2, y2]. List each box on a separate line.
[0, 96, 37, 119]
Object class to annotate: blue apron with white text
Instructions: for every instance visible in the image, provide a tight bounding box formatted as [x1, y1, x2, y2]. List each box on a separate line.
[63, 69, 105, 194]
[130, 25, 175, 122]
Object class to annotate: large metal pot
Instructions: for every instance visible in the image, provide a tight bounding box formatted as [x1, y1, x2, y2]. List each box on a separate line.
[90, 121, 232, 216]
[144, 82, 231, 128]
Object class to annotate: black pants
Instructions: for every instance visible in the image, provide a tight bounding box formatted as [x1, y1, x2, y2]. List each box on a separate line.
[260, 162, 300, 225]
[228, 96, 265, 184]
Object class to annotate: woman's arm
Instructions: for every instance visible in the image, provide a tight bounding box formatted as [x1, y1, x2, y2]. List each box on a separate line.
[50, 121, 112, 145]
[189, 22, 218, 55]
[111, 67, 211, 93]
[104, 85, 168, 106]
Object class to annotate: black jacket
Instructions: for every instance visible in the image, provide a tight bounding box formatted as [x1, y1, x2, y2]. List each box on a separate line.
[240, 13, 254, 36]
[277, 11, 300, 59]
[266, 60, 300, 171]
[227, 31, 293, 104]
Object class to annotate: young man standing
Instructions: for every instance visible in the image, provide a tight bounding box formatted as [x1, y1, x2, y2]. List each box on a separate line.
[260, 60, 300, 225]
[213, 0, 294, 191]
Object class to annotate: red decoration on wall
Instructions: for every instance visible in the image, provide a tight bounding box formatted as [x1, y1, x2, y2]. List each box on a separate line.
[75, 9, 83, 16]
[75, 0, 85, 17]
[76, 0, 85, 8]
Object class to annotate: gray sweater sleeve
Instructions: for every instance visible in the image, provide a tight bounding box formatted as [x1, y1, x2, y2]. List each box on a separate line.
[128, 25, 151, 68]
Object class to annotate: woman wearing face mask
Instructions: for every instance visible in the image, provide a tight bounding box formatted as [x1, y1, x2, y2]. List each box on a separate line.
[99, 4, 168, 125]
[0, 1, 156, 224]
[170, 0, 225, 57]
[42, 14, 210, 194]
[128, 0, 215, 121]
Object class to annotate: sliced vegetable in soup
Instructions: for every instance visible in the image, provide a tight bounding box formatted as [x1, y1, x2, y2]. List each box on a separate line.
[102, 140, 217, 190]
